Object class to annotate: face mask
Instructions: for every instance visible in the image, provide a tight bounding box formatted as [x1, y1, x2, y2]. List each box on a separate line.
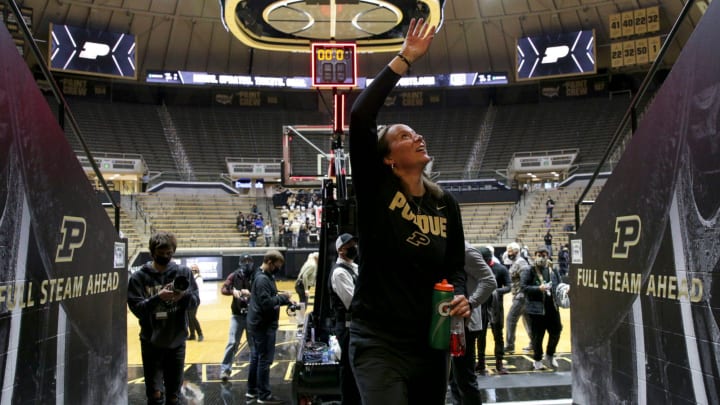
[345, 246, 359, 260]
[508, 253, 516, 260]
[154, 255, 171, 266]
[535, 257, 547, 267]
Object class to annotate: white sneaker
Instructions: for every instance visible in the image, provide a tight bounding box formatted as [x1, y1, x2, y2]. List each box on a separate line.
[533, 360, 547, 370]
[545, 355, 559, 368]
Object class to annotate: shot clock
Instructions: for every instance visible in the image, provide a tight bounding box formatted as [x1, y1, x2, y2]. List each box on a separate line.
[311, 42, 357, 88]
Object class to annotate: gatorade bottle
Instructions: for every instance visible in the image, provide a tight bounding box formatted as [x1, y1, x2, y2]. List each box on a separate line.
[429, 279, 454, 350]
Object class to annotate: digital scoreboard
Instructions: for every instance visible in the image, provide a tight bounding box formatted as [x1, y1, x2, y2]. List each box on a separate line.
[311, 42, 357, 88]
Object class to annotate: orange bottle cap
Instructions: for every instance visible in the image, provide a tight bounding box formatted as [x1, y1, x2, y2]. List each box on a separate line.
[434, 279, 454, 291]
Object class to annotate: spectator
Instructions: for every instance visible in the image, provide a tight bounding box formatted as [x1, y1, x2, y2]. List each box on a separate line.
[329, 234, 361, 405]
[504, 242, 531, 354]
[248, 229, 258, 247]
[127, 232, 199, 405]
[546, 197, 555, 218]
[544, 230, 553, 258]
[294, 252, 319, 305]
[246, 250, 293, 403]
[220, 255, 255, 381]
[347, 18, 471, 404]
[187, 264, 204, 342]
[263, 221, 273, 247]
[521, 246, 564, 370]
[475, 247, 511, 375]
[557, 244, 570, 279]
[449, 242, 496, 404]
[236, 212, 246, 233]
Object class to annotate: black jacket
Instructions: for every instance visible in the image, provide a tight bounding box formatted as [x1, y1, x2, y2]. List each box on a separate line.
[127, 261, 200, 348]
[247, 270, 290, 332]
[520, 265, 560, 316]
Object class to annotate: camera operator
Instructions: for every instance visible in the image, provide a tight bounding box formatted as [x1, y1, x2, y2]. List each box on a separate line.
[520, 246, 563, 371]
[127, 232, 199, 405]
[329, 233, 361, 405]
[219, 254, 256, 381]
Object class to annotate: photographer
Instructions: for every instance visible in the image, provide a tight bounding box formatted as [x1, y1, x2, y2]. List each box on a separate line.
[127, 232, 199, 405]
[219, 254, 256, 381]
[246, 250, 294, 403]
[520, 246, 563, 371]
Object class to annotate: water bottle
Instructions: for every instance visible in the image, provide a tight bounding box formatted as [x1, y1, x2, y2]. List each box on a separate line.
[449, 315, 466, 357]
[429, 279, 454, 350]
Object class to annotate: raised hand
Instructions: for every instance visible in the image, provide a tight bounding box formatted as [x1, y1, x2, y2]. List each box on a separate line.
[399, 18, 436, 64]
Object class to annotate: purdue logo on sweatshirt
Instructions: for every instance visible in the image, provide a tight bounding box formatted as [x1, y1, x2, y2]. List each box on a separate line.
[388, 191, 447, 239]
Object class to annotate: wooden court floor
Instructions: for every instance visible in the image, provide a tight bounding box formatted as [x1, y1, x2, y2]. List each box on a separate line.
[127, 279, 573, 404]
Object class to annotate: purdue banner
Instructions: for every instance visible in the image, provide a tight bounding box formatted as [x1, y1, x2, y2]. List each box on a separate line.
[571, 2, 720, 403]
[0, 23, 127, 403]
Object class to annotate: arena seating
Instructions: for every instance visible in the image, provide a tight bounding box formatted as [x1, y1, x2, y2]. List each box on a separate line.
[515, 184, 603, 252]
[460, 202, 515, 244]
[134, 193, 257, 248]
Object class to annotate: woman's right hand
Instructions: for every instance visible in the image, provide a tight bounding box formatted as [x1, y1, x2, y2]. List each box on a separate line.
[399, 18, 436, 64]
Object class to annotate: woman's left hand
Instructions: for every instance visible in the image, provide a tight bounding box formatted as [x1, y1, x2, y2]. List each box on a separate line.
[449, 294, 471, 318]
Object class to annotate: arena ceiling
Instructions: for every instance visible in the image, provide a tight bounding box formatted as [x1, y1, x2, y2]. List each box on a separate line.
[18, 0, 709, 81]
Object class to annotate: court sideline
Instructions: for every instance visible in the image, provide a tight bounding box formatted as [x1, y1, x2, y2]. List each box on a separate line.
[127, 279, 573, 404]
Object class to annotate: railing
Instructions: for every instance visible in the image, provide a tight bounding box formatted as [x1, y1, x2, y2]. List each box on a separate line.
[574, 0, 697, 230]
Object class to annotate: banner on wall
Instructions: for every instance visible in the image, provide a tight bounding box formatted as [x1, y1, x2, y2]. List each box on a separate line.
[570, 1, 720, 403]
[0, 24, 127, 403]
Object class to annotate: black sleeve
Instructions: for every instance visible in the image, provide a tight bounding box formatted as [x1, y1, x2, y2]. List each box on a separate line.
[127, 273, 160, 320]
[349, 66, 402, 198]
[520, 266, 542, 299]
[496, 266, 512, 295]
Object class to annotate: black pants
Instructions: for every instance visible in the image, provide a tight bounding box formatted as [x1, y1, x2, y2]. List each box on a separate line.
[294, 280, 307, 304]
[476, 319, 505, 370]
[335, 322, 361, 405]
[349, 319, 449, 405]
[140, 340, 186, 404]
[187, 308, 202, 337]
[450, 325, 483, 405]
[529, 308, 562, 361]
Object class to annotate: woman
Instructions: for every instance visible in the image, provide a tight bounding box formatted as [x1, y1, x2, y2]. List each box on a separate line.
[347, 18, 471, 404]
[187, 264, 204, 341]
[295, 252, 319, 304]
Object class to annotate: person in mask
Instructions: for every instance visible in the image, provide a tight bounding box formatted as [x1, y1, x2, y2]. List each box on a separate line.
[504, 242, 531, 354]
[245, 250, 293, 404]
[520, 246, 563, 370]
[219, 255, 256, 381]
[127, 232, 200, 405]
[329, 233, 361, 405]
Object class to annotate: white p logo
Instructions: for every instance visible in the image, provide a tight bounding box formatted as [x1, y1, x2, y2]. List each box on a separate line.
[79, 41, 110, 60]
[541, 45, 569, 64]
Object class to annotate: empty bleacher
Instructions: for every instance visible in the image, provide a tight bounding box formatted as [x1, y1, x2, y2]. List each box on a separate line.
[460, 202, 514, 244]
[134, 193, 257, 248]
[57, 98, 178, 176]
[480, 97, 630, 173]
[165, 106, 329, 176]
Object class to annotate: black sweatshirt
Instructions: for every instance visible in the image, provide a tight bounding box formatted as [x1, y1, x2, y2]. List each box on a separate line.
[349, 66, 466, 343]
[127, 261, 200, 348]
[247, 269, 290, 332]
